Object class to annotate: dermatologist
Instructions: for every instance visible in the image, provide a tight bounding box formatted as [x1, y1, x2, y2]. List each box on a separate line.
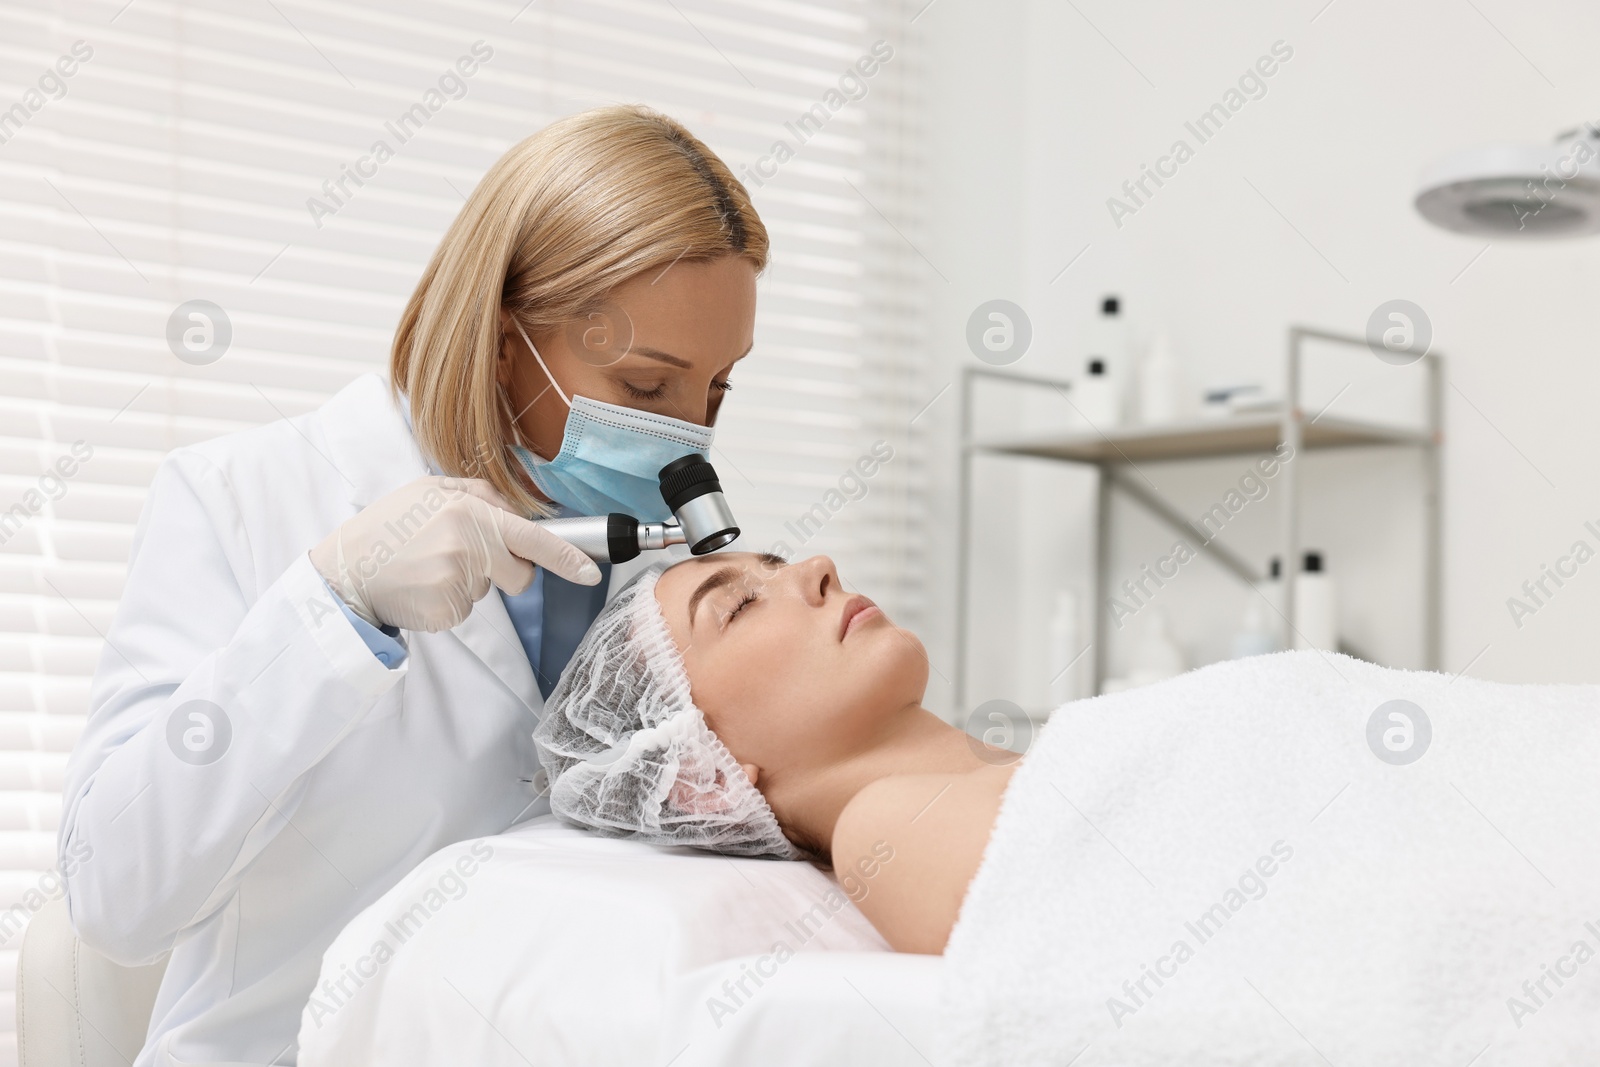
[58, 105, 767, 1067]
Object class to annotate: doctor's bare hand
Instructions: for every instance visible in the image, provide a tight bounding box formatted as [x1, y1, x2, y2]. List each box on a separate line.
[309, 477, 602, 633]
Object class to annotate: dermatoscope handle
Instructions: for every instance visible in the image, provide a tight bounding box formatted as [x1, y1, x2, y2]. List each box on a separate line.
[530, 514, 685, 565]
[527, 455, 737, 564]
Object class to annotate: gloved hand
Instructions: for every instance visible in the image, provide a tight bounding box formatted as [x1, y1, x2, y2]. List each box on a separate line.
[309, 477, 601, 633]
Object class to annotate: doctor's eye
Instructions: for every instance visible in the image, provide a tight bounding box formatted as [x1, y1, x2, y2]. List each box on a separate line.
[621, 381, 668, 400]
[712, 378, 733, 393]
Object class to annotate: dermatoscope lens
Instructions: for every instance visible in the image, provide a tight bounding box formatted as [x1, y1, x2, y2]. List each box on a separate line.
[657, 455, 739, 554]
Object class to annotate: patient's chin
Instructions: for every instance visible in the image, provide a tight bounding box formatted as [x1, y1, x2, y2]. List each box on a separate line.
[873, 624, 926, 664]
[851, 627, 929, 702]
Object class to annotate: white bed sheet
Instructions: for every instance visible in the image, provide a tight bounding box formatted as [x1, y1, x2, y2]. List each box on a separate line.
[297, 816, 941, 1067]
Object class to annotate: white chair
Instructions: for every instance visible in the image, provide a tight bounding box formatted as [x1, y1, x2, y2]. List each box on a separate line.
[16, 897, 166, 1067]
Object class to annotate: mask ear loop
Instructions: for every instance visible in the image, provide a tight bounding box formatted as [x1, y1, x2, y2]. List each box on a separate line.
[501, 317, 574, 519]
[500, 314, 571, 457]
[496, 379, 531, 450]
[511, 316, 572, 408]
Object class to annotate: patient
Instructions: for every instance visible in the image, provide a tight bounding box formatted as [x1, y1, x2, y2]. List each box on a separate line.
[534, 552, 1009, 954]
[541, 557, 1600, 1059]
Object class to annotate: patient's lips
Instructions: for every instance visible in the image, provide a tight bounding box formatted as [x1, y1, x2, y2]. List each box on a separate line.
[840, 595, 882, 640]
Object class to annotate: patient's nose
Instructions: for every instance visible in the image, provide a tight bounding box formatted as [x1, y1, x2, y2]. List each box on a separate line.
[789, 555, 838, 606]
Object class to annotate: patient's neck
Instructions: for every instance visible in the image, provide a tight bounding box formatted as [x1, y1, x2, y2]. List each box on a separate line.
[763, 705, 981, 857]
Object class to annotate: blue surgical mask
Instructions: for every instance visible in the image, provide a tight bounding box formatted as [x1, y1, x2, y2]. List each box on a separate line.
[507, 319, 715, 520]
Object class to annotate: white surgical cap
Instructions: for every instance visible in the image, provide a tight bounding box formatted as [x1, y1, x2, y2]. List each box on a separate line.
[534, 563, 800, 860]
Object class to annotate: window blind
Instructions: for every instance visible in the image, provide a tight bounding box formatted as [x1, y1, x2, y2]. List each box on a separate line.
[0, 0, 929, 1056]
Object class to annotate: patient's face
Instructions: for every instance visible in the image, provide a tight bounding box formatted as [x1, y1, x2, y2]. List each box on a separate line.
[654, 552, 927, 782]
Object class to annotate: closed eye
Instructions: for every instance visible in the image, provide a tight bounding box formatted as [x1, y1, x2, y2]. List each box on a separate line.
[622, 381, 668, 400]
[724, 591, 758, 626]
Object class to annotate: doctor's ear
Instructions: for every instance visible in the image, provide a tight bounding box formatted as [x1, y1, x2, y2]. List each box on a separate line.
[496, 309, 518, 376]
[740, 763, 760, 788]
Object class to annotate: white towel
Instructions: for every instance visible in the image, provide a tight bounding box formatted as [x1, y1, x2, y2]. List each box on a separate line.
[939, 650, 1600, 1067]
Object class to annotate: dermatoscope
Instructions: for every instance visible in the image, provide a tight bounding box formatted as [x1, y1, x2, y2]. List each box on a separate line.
[531, 454, 740, 563]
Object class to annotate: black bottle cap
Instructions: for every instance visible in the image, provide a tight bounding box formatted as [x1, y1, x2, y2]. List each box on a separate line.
[1101, 296, 1120, 316]
[1087, 358, 1106, 375]
[1269, 556, 1281, 578]
[1304, 551, 1323, 573]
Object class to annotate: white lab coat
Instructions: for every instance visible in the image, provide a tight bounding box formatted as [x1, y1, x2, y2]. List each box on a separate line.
[59, 373, 575, 1067]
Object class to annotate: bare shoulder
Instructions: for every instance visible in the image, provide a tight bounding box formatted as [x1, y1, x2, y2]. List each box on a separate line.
[831, 765, 1015, 954]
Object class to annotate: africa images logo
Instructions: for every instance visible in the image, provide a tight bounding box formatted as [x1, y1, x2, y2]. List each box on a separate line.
[165, 700, 232, 766]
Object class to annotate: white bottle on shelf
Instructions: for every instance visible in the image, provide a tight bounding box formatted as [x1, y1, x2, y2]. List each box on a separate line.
[1230, 598, 1279, 659]
[1074, 357, 1123, 428]
[1254, 556, 1288, 650]
[1259, 554, 1338, 651]
[1089, 294, 1129, 370]
[1137, 330, 1181, 425]
[1293, 551, 1338, 652]
[1076, 295, 1127, 429]
[1046, 589, 1082, 709]
[1261, 556, 1284, 615]
[1130, 607, 1185, 682]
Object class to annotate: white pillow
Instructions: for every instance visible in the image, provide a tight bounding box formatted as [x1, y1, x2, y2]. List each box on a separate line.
[297, 816, 893, 1066]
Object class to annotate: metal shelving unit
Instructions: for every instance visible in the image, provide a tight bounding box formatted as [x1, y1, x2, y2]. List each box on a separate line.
[954, 326, 1444, 708]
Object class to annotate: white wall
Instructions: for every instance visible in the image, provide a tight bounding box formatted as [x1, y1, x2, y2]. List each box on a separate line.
[919, 0, 1600, 719]
[914, 0, 1030, 721]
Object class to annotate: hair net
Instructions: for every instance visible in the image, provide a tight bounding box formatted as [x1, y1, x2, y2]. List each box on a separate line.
[534, 563, 800, 859]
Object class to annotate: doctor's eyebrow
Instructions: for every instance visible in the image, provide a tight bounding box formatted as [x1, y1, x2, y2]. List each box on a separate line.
[627, 343, 755, 370]
[630, 346, 693, 369]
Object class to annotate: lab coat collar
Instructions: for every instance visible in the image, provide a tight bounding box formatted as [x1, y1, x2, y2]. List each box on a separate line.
[319, 373, 541, 717]
[319, 373, 430, 508]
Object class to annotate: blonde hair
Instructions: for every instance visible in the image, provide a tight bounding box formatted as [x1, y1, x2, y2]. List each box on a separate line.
[391, 105, 769, 516]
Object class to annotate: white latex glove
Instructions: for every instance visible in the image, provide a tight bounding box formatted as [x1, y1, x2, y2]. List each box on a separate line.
[310, 477, 601, 633]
